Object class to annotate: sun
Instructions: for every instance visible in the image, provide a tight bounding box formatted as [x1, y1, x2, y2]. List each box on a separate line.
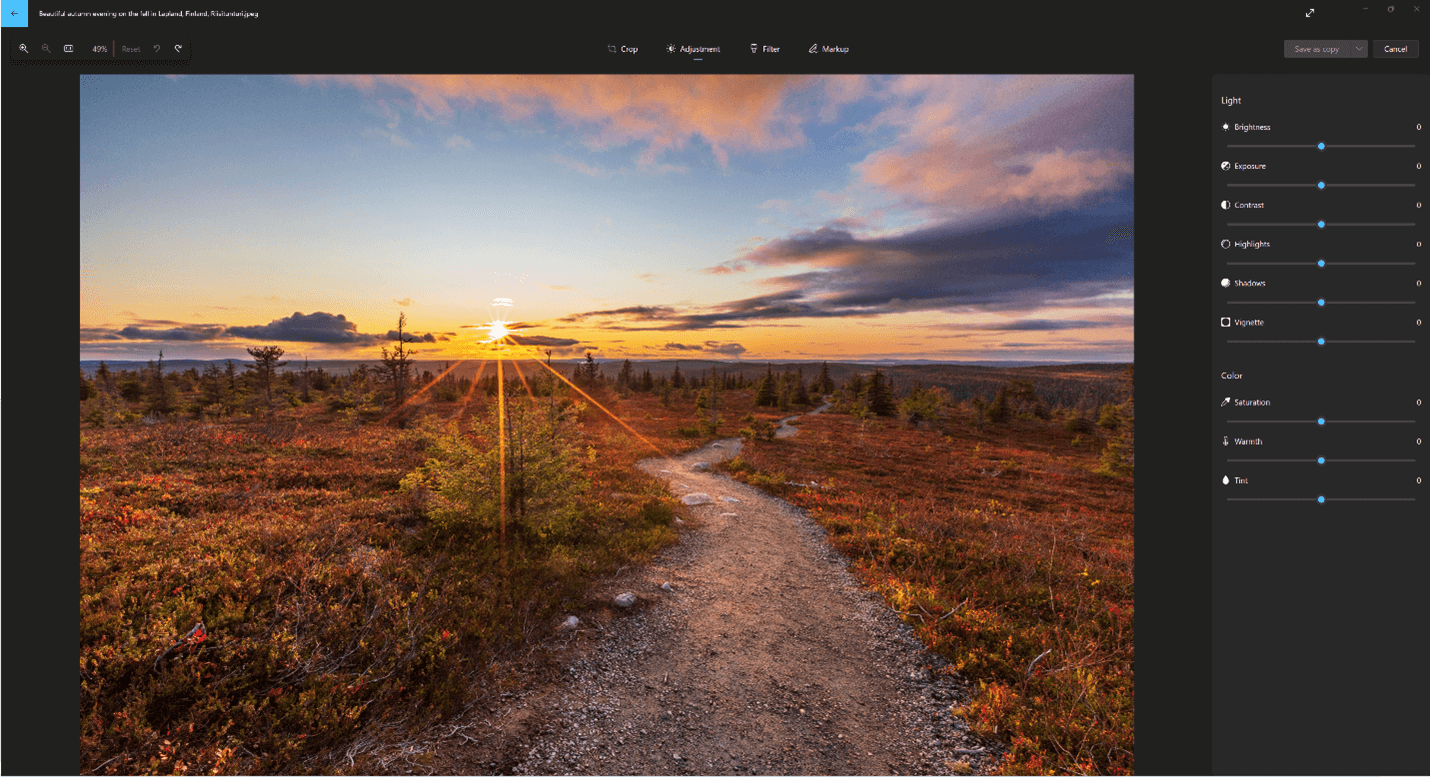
[484, 320, 512, 343]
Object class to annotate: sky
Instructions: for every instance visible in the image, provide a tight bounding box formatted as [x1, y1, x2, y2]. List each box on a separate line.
[80, 74, 1133, 364]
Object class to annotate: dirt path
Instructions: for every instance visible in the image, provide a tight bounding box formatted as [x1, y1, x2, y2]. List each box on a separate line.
[774, 399, 831, 438]
[431, 403, 998, 776]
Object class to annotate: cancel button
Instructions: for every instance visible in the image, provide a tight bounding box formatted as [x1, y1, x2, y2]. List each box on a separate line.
[1373, 40, 1419, 58]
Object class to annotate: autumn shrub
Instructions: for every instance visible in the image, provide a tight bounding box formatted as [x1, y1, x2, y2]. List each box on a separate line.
[80, 390, 694, 775]
[1065, 413, 1097, 435]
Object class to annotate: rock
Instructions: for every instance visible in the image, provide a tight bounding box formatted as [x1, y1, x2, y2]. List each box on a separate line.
[719, 512, 739, 519]
[614, 593, 637, 608]
[661, 582, 673, 592]
[720, 496, 740, 503]
[680, 493, 713, 505]
[690, 462, 713, 472]
[558, 615, 579, 631]
[711, 443, 723, 448]
[674, 518, 685, 525]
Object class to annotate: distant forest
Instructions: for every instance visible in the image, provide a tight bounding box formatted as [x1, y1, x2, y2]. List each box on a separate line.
[80, 353, 1130, 419]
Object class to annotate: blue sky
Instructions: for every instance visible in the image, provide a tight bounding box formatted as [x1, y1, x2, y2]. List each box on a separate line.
[80, 74, 1133, 363]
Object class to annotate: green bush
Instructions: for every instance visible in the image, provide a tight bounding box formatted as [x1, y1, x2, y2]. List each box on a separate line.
[899, 386, 950, 427]
[400, 402, 587, 541]
[1098, 403, 1121, 430]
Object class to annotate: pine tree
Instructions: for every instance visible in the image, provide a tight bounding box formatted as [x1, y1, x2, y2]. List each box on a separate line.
[299, 356, 312, 403]
[617, 359, 635, 390]
[814, 361, 834, 396]
[986, 384, 1010, 423]
[794, 368, 810, 406]
[640, 368, 654, 392]
[147, 350, 179, 416]
[81, 369, 95, 401]
[776, 371, 792, 411]
[94, 361, 114, 395]
[245, 345, 288, 413]
[671, 363, 685, 390]
[707, 366, 719, 429]
[200, 363, 228, 414]
[381, 313, 416, 413]
[400, 400, 588, 544]
[754, 364, 775, 407]
[845, 372, 865, 402]
[864, 368, 895, 416]
[1096, 365, 1135, 476]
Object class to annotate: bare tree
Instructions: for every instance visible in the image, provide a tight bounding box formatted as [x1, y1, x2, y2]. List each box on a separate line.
[381, 313, 416, 413]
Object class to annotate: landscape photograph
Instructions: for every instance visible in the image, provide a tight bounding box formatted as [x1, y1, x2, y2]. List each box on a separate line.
[80, 74, 1134, 775]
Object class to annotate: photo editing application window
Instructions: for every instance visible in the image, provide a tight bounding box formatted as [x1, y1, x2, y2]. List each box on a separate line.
[2, 4, 1423, 775]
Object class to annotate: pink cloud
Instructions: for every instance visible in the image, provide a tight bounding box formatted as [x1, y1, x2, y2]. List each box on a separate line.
[291, 75, 853, 170]
[852, 75, 1132, 215]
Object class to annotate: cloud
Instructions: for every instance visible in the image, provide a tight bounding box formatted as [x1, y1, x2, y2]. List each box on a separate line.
[289, 75, 872, 170]
[658, 340, 747, 357]
[506, 334, 580, 347]
[559, 305, 679, 324]
[387, 330, 437, 343]
[553, 153, 607, 177]
[114, 325, 228, 341]
[702, 262, 747, 275]
[227, 311, 385, 346]
[361, 126, 411, 147]
[546, 285, 573, 290]
[394, 297, 413, 306]
[79, 311, 405, 349]
[705, 341, 747, 356]
[445, 134, 472, 150]
[563, 190, 1132, 332]
[957, 319, 1124, 332]
[635, 273, 660, 282]
[853, 75, 1132, 217]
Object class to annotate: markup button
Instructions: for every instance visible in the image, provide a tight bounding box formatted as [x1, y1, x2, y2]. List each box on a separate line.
[1373, 40, 1419, 58]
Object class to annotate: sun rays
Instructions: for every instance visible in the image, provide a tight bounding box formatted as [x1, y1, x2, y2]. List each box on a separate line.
[432, 299, 673, 568]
